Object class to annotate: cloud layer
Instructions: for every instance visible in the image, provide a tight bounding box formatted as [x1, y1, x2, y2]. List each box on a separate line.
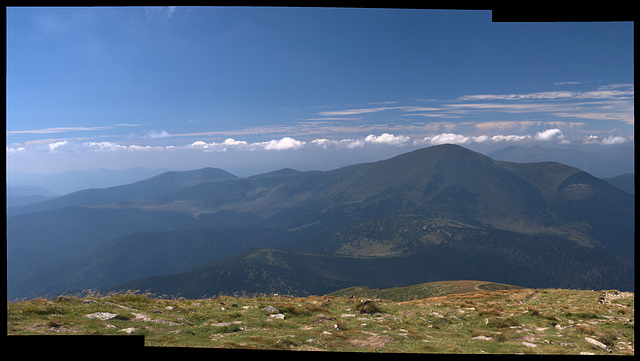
[7, 129, 632, 157]
[6, 83, 633, 172]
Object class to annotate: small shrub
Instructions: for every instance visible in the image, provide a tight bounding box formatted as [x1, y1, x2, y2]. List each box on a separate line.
[478, 306, 502, 317]
[596, 330, 617, 347]
[108, 291, 153, 304]
[487, 317, 519, 329]
[459, 300, 475, 308]
[564, 311, 599, 320]
[357, 300, 382, 314]
[21, 303, 66, 316]
[275, 304, 311, 316]
[495, 332, 509, 343]
[211, 323, 243, 334]
[576, 324, 594, 335]
[527, 306, 540, 316]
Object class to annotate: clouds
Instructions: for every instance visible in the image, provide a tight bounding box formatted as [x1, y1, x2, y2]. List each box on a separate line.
[6, 126, 110, 135]
[6, 129, 633, 176]
[534, 128, 564, 141]
[7, 126, 633, 157]
[308, 84, 634, 132]
[5, 81, 633, 176]
[145, 6, 178, 20]
[186, 137, 304, 152]
[145, 130, 171, 139]
[456, 88, 634, 101]
[264, 137, 305, 150]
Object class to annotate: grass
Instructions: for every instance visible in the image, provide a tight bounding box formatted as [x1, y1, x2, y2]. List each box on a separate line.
[6, 286, 634, 355]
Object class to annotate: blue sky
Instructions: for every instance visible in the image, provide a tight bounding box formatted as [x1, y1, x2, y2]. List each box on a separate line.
[6, 7, 634, 176]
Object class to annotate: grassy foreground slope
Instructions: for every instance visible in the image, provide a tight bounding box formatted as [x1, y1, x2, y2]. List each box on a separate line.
[7, 281, 634, 355]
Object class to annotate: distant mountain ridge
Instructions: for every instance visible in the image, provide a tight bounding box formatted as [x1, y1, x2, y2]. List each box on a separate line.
[6, 144, 634, 299]
[604, 173, 634, 194]
[6, 185, 59, 208]
[7, 167, 236, 216]
[6, 167, 171, 195]
[488, 144, 634, 179]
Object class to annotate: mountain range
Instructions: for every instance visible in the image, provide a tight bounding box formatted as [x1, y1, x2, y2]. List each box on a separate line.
[6, 144, 634, 299]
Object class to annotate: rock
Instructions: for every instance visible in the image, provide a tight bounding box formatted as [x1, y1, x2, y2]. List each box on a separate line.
[84, 312, 118, 321]
[262, 305, 279, 314]
[585, 337, 612, 353]
[119, 327, 138, 334]
[132, 312, 152, 322]
[269, 313, 285, 320]
[210, 321, 242, 327]
[105, 302, 135, 310]
[472, 336, 493, 341]
[154, 319, 181, 326]
[522, 342, 538, 348]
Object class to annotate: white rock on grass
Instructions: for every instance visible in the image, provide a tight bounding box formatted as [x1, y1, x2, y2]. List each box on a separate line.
[84, 312, 118, 321]
[585, 337, 612, 353]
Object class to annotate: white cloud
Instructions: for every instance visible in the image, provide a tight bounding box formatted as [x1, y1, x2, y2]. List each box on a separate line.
[600, 135, 628, 145]
[534, 128, 563, 141]
[582, 134, 631, 145]
[263, 137, 306, 150]
[6, 146, 26, 154]
[364, 133, 411, 145]
[186, 137, 305, 152]
[489, 134, 530, 142]
[423, 133, 471, 145]
[311, 138, 332, 149]
[223, 138, 248, 146]
[85, 141, 126, 151]
[48, 141, 68, 152]
[146, 130, 170, 139]
[473, 135, 489, 143]
[189, 141, 208, 148]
